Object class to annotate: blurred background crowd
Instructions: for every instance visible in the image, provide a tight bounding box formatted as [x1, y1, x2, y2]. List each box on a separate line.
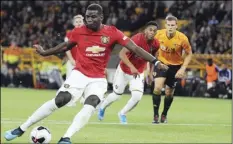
[1, 0, 232, 99]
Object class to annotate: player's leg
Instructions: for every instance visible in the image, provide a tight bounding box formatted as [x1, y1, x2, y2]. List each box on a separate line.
[59, 80, 107, 143]
[118, 73, 144, 124]
[160, 65, 180, 123]
[152, 68, 166, 124]
[98, 66, 128, 121]
[160, 85, 175, 123]
[4, 70, 84, 141]
[205, 82, 214, 97]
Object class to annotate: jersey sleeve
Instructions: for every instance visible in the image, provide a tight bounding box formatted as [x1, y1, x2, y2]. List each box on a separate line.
[114, 28, 130, 46]
[182, 36, 192, 54]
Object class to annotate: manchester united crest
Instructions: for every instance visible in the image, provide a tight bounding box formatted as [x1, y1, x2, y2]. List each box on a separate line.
[101, 36, 110, 44]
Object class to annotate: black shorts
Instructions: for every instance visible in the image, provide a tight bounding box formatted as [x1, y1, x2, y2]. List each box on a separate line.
[154, 64, 181, 88]
[7, 62, 19, 70]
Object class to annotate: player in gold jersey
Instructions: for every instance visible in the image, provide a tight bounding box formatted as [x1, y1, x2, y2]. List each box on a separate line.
[150, 15, 192, 123]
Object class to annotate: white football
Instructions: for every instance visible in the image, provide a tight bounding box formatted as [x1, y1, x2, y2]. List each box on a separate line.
[30, 126, 51, 144]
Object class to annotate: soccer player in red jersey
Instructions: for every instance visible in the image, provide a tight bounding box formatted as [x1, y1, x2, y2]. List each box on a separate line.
[4, 4, 168, 144]
[65, 15, 84, 79]
[98, 21, 160, 124]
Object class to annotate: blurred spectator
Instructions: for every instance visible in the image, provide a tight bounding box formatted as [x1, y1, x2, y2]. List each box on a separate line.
[0, 1, 232, 96]
[204, 58, 219, 98]
[3, 43, 21, 87]
[36, 61, 64, 89]
[47, 67, 64, 89]
[1, 62, 8, 87]
[217, 64, 232, 99]
[219, 14, 231, 27]
[155, 1, 166, 18]
[1, 1, 231, 54]
[208, 15, 219, 25]
[3, 42, 21, 70]
[193, 1, 231, 54]
[19, 66, 34, 88]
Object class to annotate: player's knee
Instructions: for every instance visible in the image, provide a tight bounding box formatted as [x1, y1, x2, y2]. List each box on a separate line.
[165, 90, 173, 97]
[55, 91, 72, 108]
[153, 88, 162, 95]
[84, 95, 100, 108]
[165, 91, 173, 97]
[154, 85, 163, 94]
[113, 91, 122, 98]
[132, 91, 143, 102]
[165, 93, 173, 97]
[110, 92, 121, 101]
[113, 89, 123, 95]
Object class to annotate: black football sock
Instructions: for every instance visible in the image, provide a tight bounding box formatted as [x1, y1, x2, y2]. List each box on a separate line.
[162, 96, 173, 116]
[152, 92, 161, 117]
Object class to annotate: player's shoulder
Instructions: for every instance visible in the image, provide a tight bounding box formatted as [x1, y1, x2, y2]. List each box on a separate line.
[157, 29, 167, 35]
[176, 30, 189, 41]
[131, 32, 144, 38]
[130, 33, 144, 44]
[154, 29, 166, 39]
[71, 25, 87, 33]
[102, 25, 119, 31]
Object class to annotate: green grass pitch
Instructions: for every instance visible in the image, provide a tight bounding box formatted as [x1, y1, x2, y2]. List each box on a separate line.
[1, 87, 232, 143]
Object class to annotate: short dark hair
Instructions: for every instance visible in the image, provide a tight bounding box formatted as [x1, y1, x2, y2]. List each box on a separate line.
[165, 15, 178, 22]
[207, 58, 213, 63]
[87, 4, 103, 14]
[145, 21, 158, 28]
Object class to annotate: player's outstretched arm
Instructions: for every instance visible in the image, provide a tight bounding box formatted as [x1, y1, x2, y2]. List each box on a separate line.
[124, 39, 168, 70]
[119, 47, 139, 75]
[33, 41, 77, 56]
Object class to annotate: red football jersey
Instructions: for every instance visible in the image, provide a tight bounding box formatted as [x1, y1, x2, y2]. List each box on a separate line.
[69, 25, 130, 78]
[120, 33, 159, 75]
[65, 31, 77, 60]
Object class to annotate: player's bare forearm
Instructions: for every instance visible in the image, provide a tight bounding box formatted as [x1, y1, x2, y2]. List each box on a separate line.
[39, 42, 68, 56]
[181, 51, 192, 70]
[119, 47, 135, 69]
[150, 64, 154, 76]
[125, 40, 158, 64]
[41, 42, 76, 56]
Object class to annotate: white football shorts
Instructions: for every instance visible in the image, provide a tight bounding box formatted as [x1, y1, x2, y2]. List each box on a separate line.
[113, 65, 144, 94]
[57, 69, 107, 107]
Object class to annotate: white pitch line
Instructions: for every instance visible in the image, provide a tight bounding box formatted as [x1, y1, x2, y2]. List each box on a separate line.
[1, 119, 231, 127]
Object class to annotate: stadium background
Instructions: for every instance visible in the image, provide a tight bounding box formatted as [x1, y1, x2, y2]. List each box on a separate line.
[1, 0, 232, 98]
[0, 1, 232, 143]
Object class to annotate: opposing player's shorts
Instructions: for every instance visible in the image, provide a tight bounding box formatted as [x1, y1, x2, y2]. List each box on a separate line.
[66, 60, 75, 79]
[57, 69, 107, 107]
[113, 66, 144, 94]
[154, 64, 181, 88]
